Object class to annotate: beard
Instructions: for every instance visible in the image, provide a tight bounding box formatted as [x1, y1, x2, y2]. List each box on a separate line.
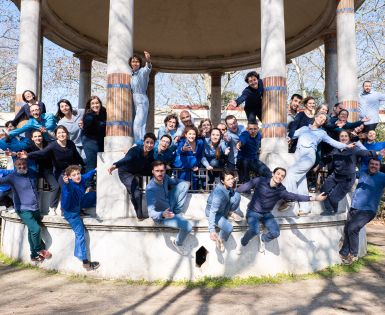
[16, 169, 28, 175]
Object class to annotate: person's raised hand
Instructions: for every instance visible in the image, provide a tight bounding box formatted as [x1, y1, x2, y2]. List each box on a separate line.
[62, 174, 69, 184]
[210, 232, 218, 242]
[107, 165, 117, 175]
[315, 192, 328, 201]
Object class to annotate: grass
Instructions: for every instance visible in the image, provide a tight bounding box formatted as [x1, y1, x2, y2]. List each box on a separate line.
[0, 244, 382, 288]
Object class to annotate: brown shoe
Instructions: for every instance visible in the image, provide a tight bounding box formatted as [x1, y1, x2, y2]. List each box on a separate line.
[37, 250, 52, 259]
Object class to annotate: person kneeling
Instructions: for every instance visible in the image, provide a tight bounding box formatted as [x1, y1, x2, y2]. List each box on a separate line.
[146, 161, 192, 255]
[205, 170, 241, 252]
[62, 165, 99, 271]
[236, 167, 326, 254]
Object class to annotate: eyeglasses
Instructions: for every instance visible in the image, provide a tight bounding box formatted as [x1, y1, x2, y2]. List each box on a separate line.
[219, 128, 227, 131]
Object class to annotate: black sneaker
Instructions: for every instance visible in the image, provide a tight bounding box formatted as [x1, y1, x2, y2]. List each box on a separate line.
[83, 261, 100, 271]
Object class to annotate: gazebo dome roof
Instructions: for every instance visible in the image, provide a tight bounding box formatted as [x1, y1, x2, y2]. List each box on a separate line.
[13, 0, 363, 72]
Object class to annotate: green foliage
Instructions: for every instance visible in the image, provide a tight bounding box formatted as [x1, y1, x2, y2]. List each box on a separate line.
[221, 90, 239, 109]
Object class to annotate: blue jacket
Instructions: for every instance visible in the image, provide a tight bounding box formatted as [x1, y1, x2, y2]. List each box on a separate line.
[61, 170, 96, 213]
[235, 80, 264, 119]
[8, 113, 57, 140]
[352, 171, 385, 212]
[0, 136, 31, 153]
[236, 177, 310, 213]
[205, 183, 240, 233]
[173, 137, 204, 169]
[0, 170, 13, 192]
[226, 125, 245, 165]
[238, 130, 262, 160]
[114, 145, 154, 175]
[146, 175, 186, 221]
[12, 102, 46, 126]
[201, 139, 228, 168]
[0, 169, 39, 211]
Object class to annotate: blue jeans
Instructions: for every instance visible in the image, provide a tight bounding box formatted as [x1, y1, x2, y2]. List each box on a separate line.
[213, 214, 233, 241]
[241, 211, 280, 246]
[237, 158, 272, 182]
[82, 136, 99, 173]
[158, 181, 192, 245]
[321, 174, 355, 213]
[340, 208, 376, 257]
[133, 93, 149, 142]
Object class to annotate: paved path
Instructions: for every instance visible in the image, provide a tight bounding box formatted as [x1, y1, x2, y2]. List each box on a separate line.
[1, 224, 385, 315]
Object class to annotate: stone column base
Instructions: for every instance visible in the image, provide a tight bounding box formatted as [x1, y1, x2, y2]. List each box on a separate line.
[96, 152, 136, 219]
[260, 138, 294, 170]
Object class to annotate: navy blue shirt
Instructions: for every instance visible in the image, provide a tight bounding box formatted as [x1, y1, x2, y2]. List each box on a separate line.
[235, 80, 264, 120]
[114, 145, 154, 175]
[81, 109, 107, 150]
[238, 130, 262, 160]
[288, 112, 314, 138]
[236, 177, 310, 213]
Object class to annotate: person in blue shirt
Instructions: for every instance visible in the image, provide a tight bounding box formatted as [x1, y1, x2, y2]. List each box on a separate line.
[320, 130, 384, 215]
[0, 121, 31, 158]
[135, 134, 176, 166]
[7, 104, 56, 141]
[173, 126, 204, 189]
[129, 51, 152, 142]
[235, 167, 326, 254]
[201, 128, 229, 184]
[237, 121, 271, 183]
[61, 165, 99, 270]
[0, 158, 52, 262]
[146, 160, 192, 255]
[227, 71, 264, 122]
[108, 133, 155, 220]
[11, 90, 46, 127]
[157, 113, 181, 144]
[360, 130, 385, 173]
[205, 170, 241, 252]
[359, 81, 385, 132]
[224, 115, 245, 170]
[340, 158, 385, 264]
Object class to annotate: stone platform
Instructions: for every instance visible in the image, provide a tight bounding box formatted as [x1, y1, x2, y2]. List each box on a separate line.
[0, 193, 366, 281]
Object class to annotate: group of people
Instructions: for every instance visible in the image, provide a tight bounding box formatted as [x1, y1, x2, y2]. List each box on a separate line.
[0, 61, 384, 269]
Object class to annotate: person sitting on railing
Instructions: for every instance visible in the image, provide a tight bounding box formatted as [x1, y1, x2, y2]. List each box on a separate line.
[224, 115, 245, 170]
[198, 118, 213, 140]
[237, 121, 271, 183]
[5, 104, 57, 141]
[201, 128, 229, 184]
[0, 158, 52, 262]
[146, 161, 192, 256]
[157, 113, 182, 145]
[205, 170, 241, 252]
[173, 126, 204, 190]
[61, 165, 100, 271]
[320, 130, 384, 216]
[107, 133, 156, 220]
[235, 167, 327, 255]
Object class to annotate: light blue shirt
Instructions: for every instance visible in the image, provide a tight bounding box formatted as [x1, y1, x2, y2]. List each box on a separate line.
[131, 63, 152, 95]
[293, 125, 347, 151]
[352, 171, 385, 212]
[359, 90, 385, 125]
[8, 113, 57, 140]
[226, 125, 245, 165]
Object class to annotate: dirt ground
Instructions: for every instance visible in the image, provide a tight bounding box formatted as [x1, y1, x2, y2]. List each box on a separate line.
[1, 224, 384, 315]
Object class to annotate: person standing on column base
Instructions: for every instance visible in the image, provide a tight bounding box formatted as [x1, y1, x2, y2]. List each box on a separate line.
[235, 167, 326, 255]
[339, 158, 385, 265]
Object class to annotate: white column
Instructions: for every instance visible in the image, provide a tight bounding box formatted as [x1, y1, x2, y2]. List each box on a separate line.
[210, 72, 222, 126]
[146, 71, 156, 132]
[260, 0, 290, 170]
[97, 0, 135, 219]
[75, 53, 93, 109]
[15, 0, 41, 111]
[324, 33, 338, 109]
[337, 0, 359, 120]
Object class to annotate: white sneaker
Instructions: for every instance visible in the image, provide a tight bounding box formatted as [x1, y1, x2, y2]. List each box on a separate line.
[229, 212, 242, 222]
[48, 207, 57, 216]
[216, 238, 225, 252]
[258, 234, 265, 253]
[7, 207, 15, 214]
[171, 237, 187, 256]
[236, 243, 245, 255]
